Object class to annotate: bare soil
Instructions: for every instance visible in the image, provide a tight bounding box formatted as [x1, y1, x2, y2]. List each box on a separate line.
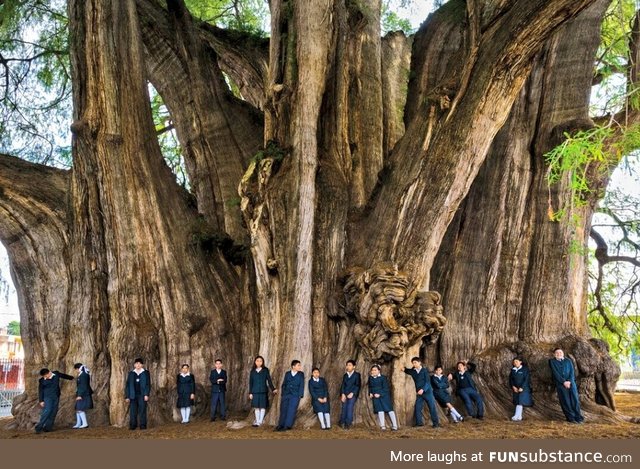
[1, 393, 638, 439]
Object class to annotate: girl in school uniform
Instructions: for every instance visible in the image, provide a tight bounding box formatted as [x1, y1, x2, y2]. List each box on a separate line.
[308, 367, 331, 430]
[367, 365, 398, 431]
[73, 363, 93, 429]
[249, 355, 277, 426]
[176, 364, 196, 423]
[509, 357, 533, 421]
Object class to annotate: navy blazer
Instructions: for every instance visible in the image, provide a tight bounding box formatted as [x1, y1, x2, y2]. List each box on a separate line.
[209, 369, 227, 392]
[403, 366, 433, 392]
[76, 372, 93, 398]
[451, 363, 478, 394]
[549, 358, 576, 386]
[308, 377, 329, 400]
[125, 369, 151, 399]
[249, 367, 275, 394]
[340, 371, 361, 398]
[38, 371, 73, 402]
[281, 371, 305, 398]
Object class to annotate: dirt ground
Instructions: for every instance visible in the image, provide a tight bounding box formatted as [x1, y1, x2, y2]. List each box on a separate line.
[1, 393, 638, 440]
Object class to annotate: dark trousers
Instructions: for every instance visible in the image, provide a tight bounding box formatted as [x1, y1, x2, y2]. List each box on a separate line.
[277, 394, 301, 429]
[339, 396, 357, 426]
[459, 387, 484, 418]
[555, 384, 583, 422]
[36, 397, 59, 432]
[129, 395, 148, 429]
[210, 392, 226, 419]
[415, 389, 439, 426]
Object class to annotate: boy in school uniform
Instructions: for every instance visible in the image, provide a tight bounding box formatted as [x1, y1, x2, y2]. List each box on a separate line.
[403, 357, 440, 428]
[275, 360, 305, 431]
[339, 359, 361, 429]
[448, 360, 484, 420]
[125, 357, 151, 430]
[431, 365, 463, 423]
[549, 348, 584, 424]
[308, 367, 331, 429]
[35, 368, 74, 434]
[209, 359, 227, 421]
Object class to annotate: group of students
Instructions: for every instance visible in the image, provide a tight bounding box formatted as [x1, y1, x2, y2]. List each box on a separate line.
[33, 347, 584, 433]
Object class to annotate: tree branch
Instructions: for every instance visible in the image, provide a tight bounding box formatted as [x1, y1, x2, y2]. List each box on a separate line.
[0, 152, 69, 246]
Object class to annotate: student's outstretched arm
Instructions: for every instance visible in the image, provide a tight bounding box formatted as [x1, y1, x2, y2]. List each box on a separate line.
[55, 371, 74, 380]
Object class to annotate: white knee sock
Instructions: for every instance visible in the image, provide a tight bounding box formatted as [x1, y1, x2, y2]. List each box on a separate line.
[254, 408, 260, 424]
[324, 413, 331, 428]
[389, 411, 398, 429]
[378, 411, 386, 428]
[317, 412, 326, 429]
[515, 405, 523, 420]
[73, 412, 81, 428]
[451, 407, 462, 420]
[258, 408, 266, 425]
[181, 407, 187, 422]
[185, 406, 191, 422]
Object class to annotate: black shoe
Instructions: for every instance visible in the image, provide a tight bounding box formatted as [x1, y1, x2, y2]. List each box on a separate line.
[140, 426, 147, 430]
[413, 423, 425, 427]
[476, 416, 484, 420]
[221, 417, 227, 421]
[432, 423, 440, 428]
[274, 425, 283, 432]
[284, 427, 292, 431]
[211, 417, 216, 422]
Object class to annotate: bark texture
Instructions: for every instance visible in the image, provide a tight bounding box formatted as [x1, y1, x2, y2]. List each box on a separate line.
[0, 0, 625, 430]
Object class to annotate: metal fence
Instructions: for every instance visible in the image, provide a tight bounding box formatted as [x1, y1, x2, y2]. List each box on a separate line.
[0, 358, 24, 417]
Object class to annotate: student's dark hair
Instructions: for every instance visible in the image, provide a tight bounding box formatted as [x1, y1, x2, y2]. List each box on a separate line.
[73, 363, 83, 369]
[456, 361, 466, 367]
[291, 360, 301, 367]
[434, 364, 443, 371]
[39, 368, 50, 376]
[181, 363, 190, 368]
[312, 367, 320, 373]
[512, 357, 523, 363]
[370, 364, 381, 371]
[253, 355, 265, 368]
[215, 359, 223, 364]
[553, 347, 563, 353]
[134, 357, 144, 364]
[411, 356, 421, 362]
[346, 359, 356, 367]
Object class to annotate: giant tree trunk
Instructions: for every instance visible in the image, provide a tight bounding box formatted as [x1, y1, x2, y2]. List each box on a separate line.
[0, 0, 622, 430]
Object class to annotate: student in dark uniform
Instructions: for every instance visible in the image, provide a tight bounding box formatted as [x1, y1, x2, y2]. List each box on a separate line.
[308, 367, 331, 429]
[448, 361, 484, 420]
[209, 358, 227, 421]
[72, 363, 93, 429]
[249, 355, 277, 427]
[339, 359, 361, 429]
[275, 360, 305, 431]
[509, 357, 533, 421]
[549, 348, 584, 424]
[403, 357, 440, 428]
[431, 365, 463, 423]
[125, 357, 151, 430]
[35, 368, 73, 434]
[367, 364, 398, 431]
[176, 364, 195, 424]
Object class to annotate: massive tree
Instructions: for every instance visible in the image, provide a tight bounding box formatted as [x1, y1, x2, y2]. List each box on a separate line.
[0, 0, 626, 428]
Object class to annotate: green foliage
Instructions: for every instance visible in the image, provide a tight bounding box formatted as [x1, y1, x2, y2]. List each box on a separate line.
[6, 320, 20, 336]
[251, 140, 286, 165]
[381, 0, 414, 34]
[185, 0, 268, 36]
[544, 124, 640, 220]
[0, 0, 71, 166]
[589, 309, 640, 364]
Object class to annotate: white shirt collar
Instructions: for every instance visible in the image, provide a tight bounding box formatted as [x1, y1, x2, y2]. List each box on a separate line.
[291, 370, 298, 377]
[134, 368, 145, 375]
